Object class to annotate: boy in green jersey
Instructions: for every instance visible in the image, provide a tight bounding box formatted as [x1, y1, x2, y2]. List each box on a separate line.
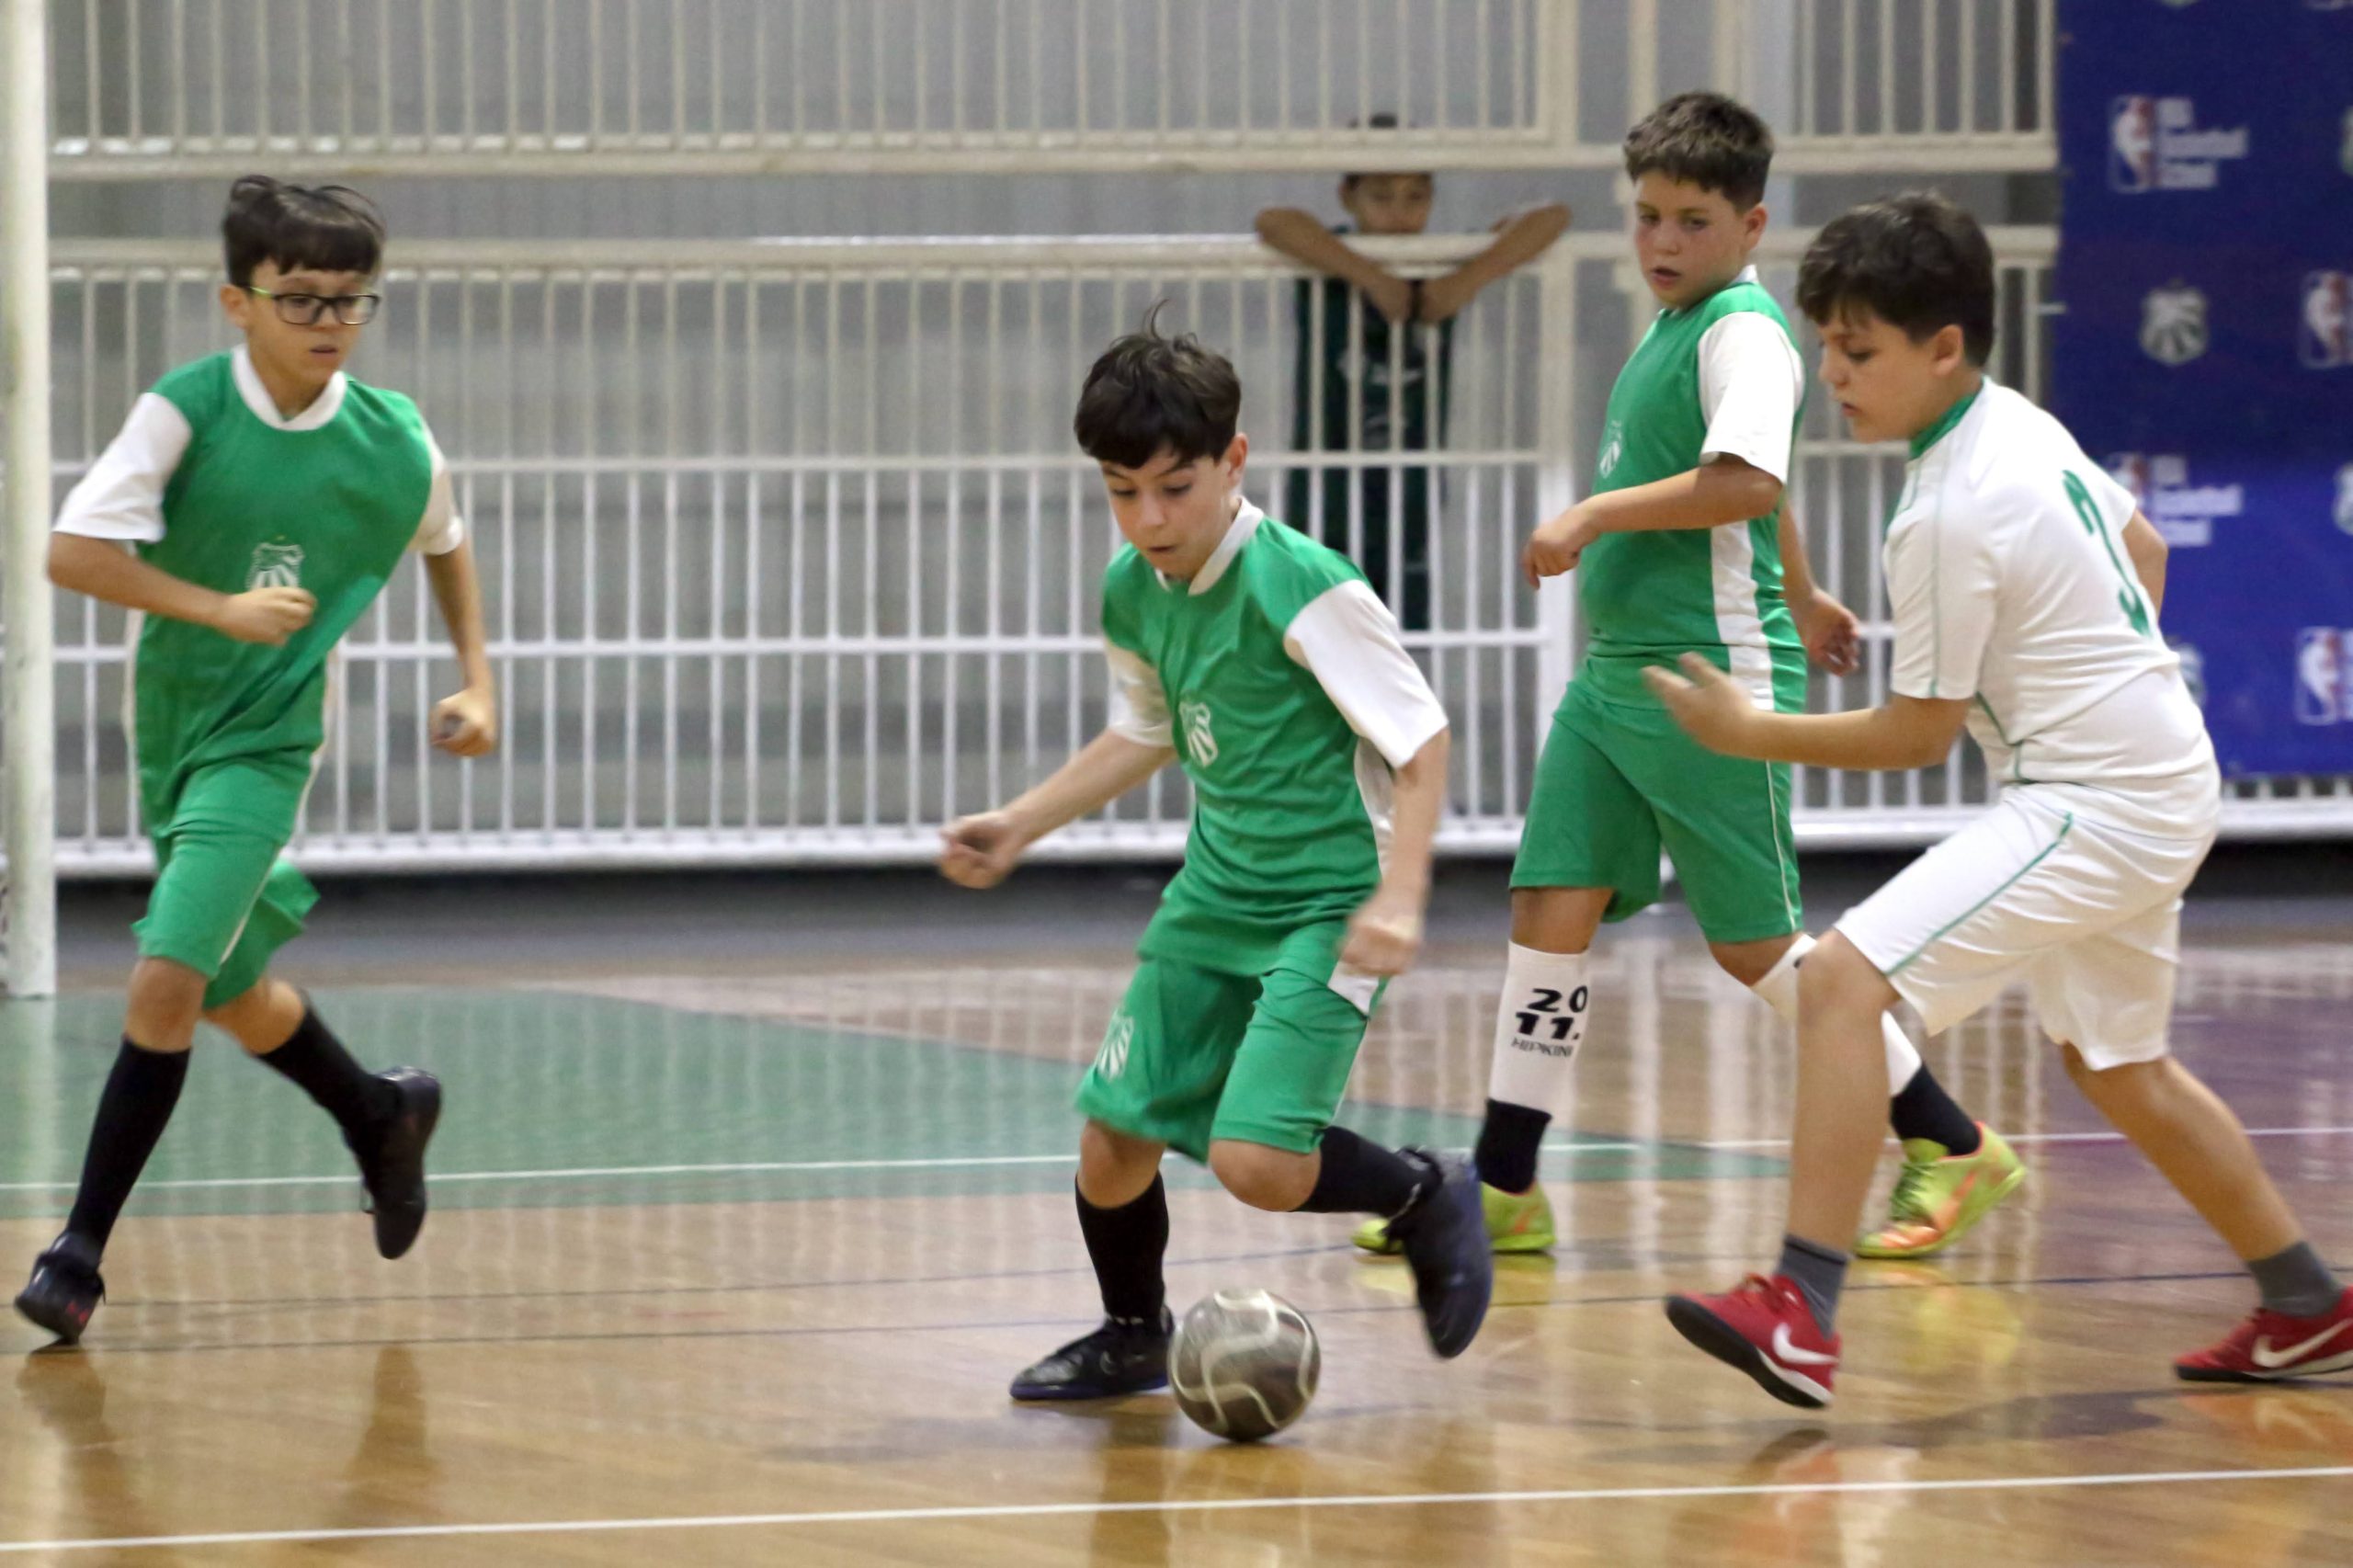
[1358, 94, 2025, 1263]
[939, 312, 1491, 1399]
[16, 179, 495, 1345]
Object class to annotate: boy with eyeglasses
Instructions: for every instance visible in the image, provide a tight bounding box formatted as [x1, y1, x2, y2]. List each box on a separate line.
[16, 176, 495, 1345]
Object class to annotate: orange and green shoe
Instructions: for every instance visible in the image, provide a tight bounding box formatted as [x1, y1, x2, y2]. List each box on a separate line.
[1352, 1181, 1555, 1256]
[1855, 1124, 2027, 1260]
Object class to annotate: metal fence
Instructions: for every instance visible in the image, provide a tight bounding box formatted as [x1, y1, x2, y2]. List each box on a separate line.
[37, 223, 2349, 879]
[38, 232, 1571, 871]
[40, 0, 2058, 178]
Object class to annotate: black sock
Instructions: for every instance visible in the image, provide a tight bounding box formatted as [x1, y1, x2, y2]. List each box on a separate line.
[1473, 1098, 1552, 1194]
[64, 1039, 192, 1252]
[1075, 1176, 1168, 1325]
[254, 1004, 397, 1136]
[1293, 1126, 1430, 1217]
[1777, 1233, 1849, 1335]
[1887, 1064, 1982, 1155]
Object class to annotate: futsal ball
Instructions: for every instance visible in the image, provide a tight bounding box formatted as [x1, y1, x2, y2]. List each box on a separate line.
[1169, 1288, 1321, 1443]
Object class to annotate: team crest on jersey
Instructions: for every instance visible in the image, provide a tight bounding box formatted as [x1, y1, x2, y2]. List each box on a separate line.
[2140, 285, 2208, 365]
[2336, 463, 2353, 536]
[1597, 420, 1625, 481]
[1095, 1012, 1135, 1080]
[246, 540, 305, 589]
[1178, 699, 1218, 767]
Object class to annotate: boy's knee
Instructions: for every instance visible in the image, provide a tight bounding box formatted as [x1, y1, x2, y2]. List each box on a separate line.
[1077, 1120, 1165, 1208]
[1796, 932, 1889, 1018]
[1208, 1141, 1314, 1211]
[1509, 886, 1608, 953]
[125, 958, 208, 1051]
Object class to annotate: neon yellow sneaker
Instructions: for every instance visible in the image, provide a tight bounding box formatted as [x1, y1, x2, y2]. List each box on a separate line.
[1855, 1124, 2027, 1260]
[1352, 1181, 1555, 1256]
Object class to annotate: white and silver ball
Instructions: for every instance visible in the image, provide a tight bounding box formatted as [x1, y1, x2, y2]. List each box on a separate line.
[1168, 1288, 1321, 1442]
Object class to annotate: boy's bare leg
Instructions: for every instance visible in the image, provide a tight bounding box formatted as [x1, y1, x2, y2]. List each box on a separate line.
[1785, 934, 1897, 1254]
[2061, 1047, 2300, 1261]
[2065, 1044, 2349, 1381]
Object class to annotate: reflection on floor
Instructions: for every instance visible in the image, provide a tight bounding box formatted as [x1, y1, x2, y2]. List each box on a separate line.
[3, 919, 2352, 1563]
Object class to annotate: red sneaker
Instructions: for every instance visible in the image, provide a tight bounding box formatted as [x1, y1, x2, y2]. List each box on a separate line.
[1665, 1274, 1841, 1409]
[2177, 1287, 2353, 1384]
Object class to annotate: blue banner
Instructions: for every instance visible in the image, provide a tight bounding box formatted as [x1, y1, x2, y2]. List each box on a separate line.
[2054, 0, 2353, 777]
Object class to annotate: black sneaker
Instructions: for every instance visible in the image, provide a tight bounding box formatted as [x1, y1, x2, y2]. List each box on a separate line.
[1009, 1310, 1173, 1401]
[349, 1068, 441, 1260]
[1388, 1149, 1494, 1358]
[16, 1233, 105, 1346]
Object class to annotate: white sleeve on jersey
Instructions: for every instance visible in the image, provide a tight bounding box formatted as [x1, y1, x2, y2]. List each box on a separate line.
[1696, 312, 1802, 484]
[1283, 579, 1450, 767]
[52, 392, 191, 545]
[411, 426, 468, 555]
[1103, 640, 1174, 747]
[2082, 460, 2141, 531]
[1886, 488, 2002, 702]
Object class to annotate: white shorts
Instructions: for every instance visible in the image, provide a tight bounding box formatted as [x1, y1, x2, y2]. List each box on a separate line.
[1836, 788, 2216, 1070]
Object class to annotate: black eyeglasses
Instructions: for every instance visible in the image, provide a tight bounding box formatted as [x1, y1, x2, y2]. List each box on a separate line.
[246, 285, 382, 326]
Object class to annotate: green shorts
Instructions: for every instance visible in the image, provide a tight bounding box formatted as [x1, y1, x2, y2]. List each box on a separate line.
[1074, 926, 1382, 1162]
[133, 754, 320, 1011]
[1512, 674, 1803, 945]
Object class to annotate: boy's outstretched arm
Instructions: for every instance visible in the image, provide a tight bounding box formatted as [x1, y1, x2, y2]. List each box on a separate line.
[939, 732, 1175, 890]
[1416, 202, 1572, 324]
[49, 532, 315, 645]
[1523, 457, 1783, 584]
[424, 536, 498, 756]
[1341, 727, 1449, 977]
[1643, 653, 1969, 772]
[1254, 207, 1415, 324]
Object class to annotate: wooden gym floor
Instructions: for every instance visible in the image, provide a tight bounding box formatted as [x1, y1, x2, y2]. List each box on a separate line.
[3, 858, 2351, 1564]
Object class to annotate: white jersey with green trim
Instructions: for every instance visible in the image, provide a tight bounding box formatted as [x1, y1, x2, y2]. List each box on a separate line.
[1884, 380, 2218, 837]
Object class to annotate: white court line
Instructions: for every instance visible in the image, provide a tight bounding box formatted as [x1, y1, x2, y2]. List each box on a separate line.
[3, 1126, 2350, 1195]
[3, 1464, 2348, 1555]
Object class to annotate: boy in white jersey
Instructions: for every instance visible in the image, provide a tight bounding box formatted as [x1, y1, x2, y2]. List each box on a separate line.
[939, 313, 1491, 1402]
[1650, 193, 2348, 1407]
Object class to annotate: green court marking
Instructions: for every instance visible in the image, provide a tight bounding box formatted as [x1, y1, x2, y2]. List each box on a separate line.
[0, 991, 1779, 1221]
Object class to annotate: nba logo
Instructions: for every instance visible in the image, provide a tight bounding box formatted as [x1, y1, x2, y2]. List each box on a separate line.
[2302, 272, 2350, 369]
[2107, 453, 2150, 509]
[2297, 629, 2348, 724]
[2110, 97, 2157, 192]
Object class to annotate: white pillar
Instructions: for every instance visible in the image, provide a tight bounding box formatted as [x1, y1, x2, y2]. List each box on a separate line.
[3, 0, 56, 997]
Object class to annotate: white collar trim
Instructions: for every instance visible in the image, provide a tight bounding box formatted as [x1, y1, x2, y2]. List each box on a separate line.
[1160, 499, 1264, 596]
[1733, 264, 1761, 285]
[232, 345, 349, 432]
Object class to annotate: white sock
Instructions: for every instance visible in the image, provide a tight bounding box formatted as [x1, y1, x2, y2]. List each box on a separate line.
[1749, 934, 1922, 1090]
[1486, 944, 1592, 1119]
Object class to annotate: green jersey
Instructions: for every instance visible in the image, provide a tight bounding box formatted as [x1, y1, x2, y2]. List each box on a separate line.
[1100, 503, 1449, 976]
[1576, 269, 1805, 706]
[57, 350, 455, 814]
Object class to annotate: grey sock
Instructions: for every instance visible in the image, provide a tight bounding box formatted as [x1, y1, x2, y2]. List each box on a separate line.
[2249, 1241, 2340, 1319]
[1777, 1233, 1848, 1335]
